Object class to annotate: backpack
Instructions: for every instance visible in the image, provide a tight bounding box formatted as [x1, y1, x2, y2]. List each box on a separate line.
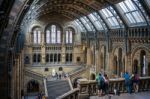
[99, 76, 105, 86]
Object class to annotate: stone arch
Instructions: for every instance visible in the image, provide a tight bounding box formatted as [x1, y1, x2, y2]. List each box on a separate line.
[44, 22, 63, 32]
[112, 46, 125, 77]
[27, 80, 40, 93]
[131, 46, 150, 76]
[29, 24, 43, 32]
[64, 25, 77, 34]
[31, 26, 42, 32]
[131, 46, 150, 59]
[112, 46, 124, 57]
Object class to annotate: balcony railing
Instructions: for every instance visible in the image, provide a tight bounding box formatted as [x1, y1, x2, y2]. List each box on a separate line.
[56, 88, 79, 99]
[78, 77, 150, 96]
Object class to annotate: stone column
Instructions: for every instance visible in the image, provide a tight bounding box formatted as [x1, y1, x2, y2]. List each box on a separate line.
[87, 48, 92, 65]
[95, 50, 100, 73]
[21, 51, 24, 98]
[109, 53, 114, 77]
[125, 54, 132, 74]
[41, 32, 45, 64]
[61, 45, 66, 64]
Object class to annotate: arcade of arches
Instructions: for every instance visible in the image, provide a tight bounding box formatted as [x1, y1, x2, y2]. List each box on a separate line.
[0, 0, 150, 99]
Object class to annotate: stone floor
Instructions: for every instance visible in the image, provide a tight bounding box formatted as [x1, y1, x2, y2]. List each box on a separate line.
[90, 91, 150, 99]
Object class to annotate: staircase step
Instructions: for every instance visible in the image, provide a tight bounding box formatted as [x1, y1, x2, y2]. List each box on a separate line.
[46, 79, 71, 99]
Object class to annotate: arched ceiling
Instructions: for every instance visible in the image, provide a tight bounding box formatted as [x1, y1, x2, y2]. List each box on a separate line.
[23, 0, 124, 23]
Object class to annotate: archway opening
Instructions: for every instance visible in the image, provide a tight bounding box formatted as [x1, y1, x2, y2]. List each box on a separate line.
[113, 56, 117, 75]
[133, 59, 138, 74]
[27, 80, 39, 93]
[118, 48, 122, 77]
[140, 50, 146, 76]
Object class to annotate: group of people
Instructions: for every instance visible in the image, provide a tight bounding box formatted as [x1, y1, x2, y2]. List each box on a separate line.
[96, 73, 109, 96]
[51, 72, 69, 80]
[124, 72, 139, 94]
[96, 72, 140, 96]
[35, 91, 46, 99]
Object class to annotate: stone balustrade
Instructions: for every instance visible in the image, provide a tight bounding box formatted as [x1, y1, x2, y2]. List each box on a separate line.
[78, 77, 150, 96]
[56, 88, 79, 99]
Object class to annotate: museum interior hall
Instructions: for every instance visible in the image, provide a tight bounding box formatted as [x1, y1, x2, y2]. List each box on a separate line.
[0, 0, 150, 99]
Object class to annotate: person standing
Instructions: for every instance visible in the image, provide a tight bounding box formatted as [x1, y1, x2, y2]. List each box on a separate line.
[133, 72, 139, 93]
[104, 73, 109, 95]
[124, 72, 132, 94]
[96, 73, 105, 96]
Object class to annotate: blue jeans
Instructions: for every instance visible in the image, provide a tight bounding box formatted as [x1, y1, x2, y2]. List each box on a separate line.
[125, 80, 132, 94]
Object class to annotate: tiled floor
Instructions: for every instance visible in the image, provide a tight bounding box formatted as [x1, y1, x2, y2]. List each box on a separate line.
[90, 91, 150, 99]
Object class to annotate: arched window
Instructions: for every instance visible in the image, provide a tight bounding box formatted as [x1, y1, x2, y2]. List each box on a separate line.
[32, 28, 41, 44]
[46, 24, 61, 44]
[65, 28, 74, 44]
[24, 56, 30, 64]
[33, 53, 41, 63]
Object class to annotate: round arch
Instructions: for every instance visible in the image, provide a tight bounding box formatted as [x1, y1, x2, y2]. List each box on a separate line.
[131, 46, 150, 59]
[131, 46, 150, 76]
[29, 25, 43, 32]
[44, 22, 63, 32]
[27, 80, 40, 93]
[112, 46, 124, 77]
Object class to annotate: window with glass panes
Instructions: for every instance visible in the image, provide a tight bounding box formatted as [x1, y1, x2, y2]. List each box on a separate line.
[118, 0, 146, 25]
[65, 28, 73, 44]
[33, 29, 41, 44]
[46, 24, 61, 44]
[33, 53, 41, 63]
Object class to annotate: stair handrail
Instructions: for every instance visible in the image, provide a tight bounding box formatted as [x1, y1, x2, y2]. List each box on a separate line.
[67, 78, 73, 90]
[68, 64, 85, 75]
[69, 65, 91, 79]
[24, 69, 44, 80]
[56, 88, 79, 99]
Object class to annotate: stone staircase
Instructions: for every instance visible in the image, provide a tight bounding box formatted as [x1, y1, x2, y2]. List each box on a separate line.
[25, 69, 44, 81]
[69, 65, 90, 80]
[46, 79, 71, 99]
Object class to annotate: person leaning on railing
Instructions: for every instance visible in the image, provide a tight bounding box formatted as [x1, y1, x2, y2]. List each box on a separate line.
[124, 72, 132, 94]
[96, 73, 105, 96]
